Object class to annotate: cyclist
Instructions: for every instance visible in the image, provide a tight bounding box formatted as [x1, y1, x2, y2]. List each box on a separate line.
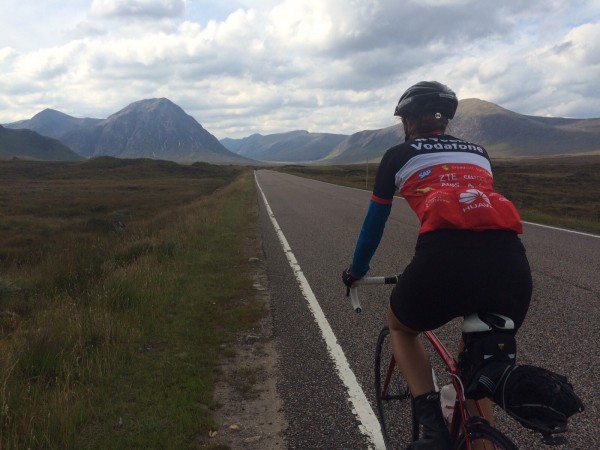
[342, 81, 532, 449]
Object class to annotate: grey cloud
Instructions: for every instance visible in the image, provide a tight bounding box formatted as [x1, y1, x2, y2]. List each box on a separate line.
[181, 45, 304, 86]
[90, 56, 174, 83]
[91, 0, 186, 20]
[551, 41, 574, 55]
[65, 22, 108, 40]
[318, 0, 530, 58]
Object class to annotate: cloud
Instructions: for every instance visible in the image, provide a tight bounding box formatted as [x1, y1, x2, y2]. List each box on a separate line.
[91, 0, 186, 20]
[1, 0, 599, 137]
[0, 47, 19, 64]
[561, 22, 600, 66]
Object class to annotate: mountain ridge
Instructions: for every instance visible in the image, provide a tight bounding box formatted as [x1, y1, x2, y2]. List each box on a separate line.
[7, 109, 103, 140]
[5, 98, 600, 164]
[221, 130, 347, 162]
[220, 98, 600, 163]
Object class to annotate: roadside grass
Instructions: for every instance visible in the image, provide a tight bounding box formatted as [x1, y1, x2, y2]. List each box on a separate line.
[277, 155, 600, 235]
[492, 157, 600, 234]
[0, 158, 263, 449]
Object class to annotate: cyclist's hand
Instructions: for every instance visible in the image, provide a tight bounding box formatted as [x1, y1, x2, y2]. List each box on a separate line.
[342, 266, 360, 288]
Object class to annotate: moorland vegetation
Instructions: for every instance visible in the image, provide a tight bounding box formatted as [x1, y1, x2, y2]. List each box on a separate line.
[0, 158, 262, 449]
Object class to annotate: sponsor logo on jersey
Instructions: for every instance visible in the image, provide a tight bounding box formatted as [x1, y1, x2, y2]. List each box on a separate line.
[410, 138, 485, 153]
[459, 189, 492, 212]
[419, 169, 432, 179]
[459, 189, 490, 205]
[415, 187, 435, 194]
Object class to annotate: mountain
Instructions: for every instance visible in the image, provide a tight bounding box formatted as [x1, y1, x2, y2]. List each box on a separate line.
[319, 125, 404, 164]
[5, 99, 255, 164]
[59, 98, 253, 164]
[449, 99, 600, 157]
[5, 97, 600, 164]
[221, 130, 347, 162]
[221, 99, 600, 164]
[5, 109, 102, 139]
[0, 125, 83, 161]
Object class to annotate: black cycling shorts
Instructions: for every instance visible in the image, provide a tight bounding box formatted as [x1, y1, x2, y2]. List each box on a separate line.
[390, 229, 532, 332]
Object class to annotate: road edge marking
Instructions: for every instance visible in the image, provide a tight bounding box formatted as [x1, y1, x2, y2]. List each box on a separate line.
[255, 171, 386, 450]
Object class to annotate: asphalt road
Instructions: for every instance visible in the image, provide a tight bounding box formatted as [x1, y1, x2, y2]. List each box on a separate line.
[255, 170, 600, 450]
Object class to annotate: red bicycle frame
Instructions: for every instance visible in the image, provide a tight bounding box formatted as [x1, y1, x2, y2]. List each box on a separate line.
[423, 330, 488, 449]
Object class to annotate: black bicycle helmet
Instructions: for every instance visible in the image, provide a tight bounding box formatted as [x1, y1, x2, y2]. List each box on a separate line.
[394, 81, 458, 119]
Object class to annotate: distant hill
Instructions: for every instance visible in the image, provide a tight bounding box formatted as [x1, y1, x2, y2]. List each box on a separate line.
[319, 125, 404, 164]
[5, 99, 255, 164]
[221, 130, 347, 162]
[5, 109, 102, 139]
[222, 99, 600, 164]
[0, 125, 83, 161]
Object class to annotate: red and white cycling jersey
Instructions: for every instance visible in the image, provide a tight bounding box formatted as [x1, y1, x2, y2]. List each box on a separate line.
[372, 134, 522, 234]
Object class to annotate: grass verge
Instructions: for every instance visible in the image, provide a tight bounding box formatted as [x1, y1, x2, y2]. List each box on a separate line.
[0, 159, 263, 449]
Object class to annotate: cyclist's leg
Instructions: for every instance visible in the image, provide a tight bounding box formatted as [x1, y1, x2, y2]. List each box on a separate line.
[387, 306, 434, 396]
[387, 306, 451, 449]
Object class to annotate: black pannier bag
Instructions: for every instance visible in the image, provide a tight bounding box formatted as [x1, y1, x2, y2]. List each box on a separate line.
[465, 361, 584, 434]
[458, 315, 584, 434]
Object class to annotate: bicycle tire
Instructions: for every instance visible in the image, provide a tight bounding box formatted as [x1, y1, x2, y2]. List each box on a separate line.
[454, 420, 519, 450]
[374, 326, 418, 449]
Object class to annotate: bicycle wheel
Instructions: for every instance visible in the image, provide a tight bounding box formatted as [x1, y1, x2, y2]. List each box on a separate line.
[374, 326, 418, 449]
[454, 419, 519, 450]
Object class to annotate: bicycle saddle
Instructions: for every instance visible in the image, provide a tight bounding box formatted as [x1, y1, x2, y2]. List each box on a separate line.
[462, 313, 515, 333]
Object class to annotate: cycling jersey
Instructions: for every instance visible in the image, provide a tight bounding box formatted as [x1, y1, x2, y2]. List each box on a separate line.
[350, 132, 522, 278]
[373, 133, 522, 234]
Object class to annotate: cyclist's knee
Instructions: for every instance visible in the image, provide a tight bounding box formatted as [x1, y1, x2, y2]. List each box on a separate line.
[387, 306, 420, 336]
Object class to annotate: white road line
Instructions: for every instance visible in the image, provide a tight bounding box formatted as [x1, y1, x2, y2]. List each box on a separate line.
[255, 173, 386, 450]
[522, 220, 599, 238]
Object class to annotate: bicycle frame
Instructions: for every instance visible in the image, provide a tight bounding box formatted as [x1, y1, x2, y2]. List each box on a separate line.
[377, 327, 494, 450]
[423, 329, 488, 448]
[353, 275, 495, 449]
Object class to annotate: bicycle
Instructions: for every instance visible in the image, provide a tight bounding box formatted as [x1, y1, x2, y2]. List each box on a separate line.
[349, 275, 519, 450]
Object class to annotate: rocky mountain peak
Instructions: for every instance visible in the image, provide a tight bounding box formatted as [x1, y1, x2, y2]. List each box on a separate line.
[58, 98, 251, 163]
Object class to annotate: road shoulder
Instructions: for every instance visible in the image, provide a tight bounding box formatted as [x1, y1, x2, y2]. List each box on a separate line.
[211, 224, 287, 449]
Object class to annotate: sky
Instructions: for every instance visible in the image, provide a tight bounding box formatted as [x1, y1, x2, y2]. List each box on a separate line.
[1, 0, 600, 139]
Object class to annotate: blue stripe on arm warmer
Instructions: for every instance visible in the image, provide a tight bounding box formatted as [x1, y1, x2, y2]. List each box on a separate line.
[351, 200, 392, 278]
